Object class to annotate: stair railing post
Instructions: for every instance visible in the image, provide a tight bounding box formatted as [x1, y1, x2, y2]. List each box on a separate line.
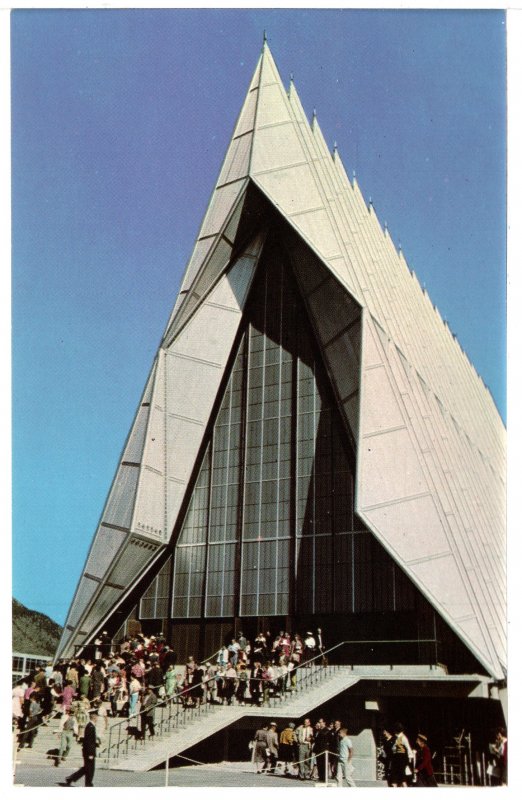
[325, 749, 329, 787]
[12, 729, 18, 783]
[107, 723, 112, 766]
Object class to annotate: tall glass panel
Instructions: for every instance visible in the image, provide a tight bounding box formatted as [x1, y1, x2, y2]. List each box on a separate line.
[145, 238, 430, 629]
[239, 255, 293, 616]
[294, 304, 355, 615]
[206, 337, 245, 617]
[139, 557, 172, 619]
[171, 449, 210, 617]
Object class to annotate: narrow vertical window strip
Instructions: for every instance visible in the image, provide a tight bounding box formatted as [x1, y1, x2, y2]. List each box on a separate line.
[221, 378, 234, 615]
[312, 357, 317, 615]
[207, 422, 218, 616]
[274, 260, 284, 607]
[256, 272, 268, 615]
[351, 531, 355, 613]
[239, 327, 251, 617]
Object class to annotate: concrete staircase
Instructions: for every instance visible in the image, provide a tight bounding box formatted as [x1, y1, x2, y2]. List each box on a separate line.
[14, 663, 464, 778]
[105, 666, 361, 772]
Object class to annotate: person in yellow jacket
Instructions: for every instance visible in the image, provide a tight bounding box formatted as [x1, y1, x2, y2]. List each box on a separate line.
[278, 721, 297, 775]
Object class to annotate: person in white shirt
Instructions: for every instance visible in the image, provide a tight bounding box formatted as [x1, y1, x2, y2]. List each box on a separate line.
[389, 722, 414, 787]
[304, 632, 316, 663]
[217, 645, 229, 668]
[337, 728, 356, 787]
[295, 718, 314, 780]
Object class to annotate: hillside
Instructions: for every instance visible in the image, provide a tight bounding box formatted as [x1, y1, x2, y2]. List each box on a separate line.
[12, 598, 62, 656]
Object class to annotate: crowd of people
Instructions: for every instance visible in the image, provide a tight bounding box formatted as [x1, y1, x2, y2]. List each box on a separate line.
[251, 716, 356, 785]
[379, 723, 438, 787]
[378, 723, 508, 787]
[11, 627, 326, 751]
[250, 717, 445, 787]
[11, 627, 507, 787]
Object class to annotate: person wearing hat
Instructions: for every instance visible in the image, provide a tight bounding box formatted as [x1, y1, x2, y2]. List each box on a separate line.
[266, 722, 279, 773]
[414, 733, 437, 787]
[304, 632, 316, 664]
[63, 711, 101, 787]
[279, 721, 297, 776]
[99, 630, 112, 658]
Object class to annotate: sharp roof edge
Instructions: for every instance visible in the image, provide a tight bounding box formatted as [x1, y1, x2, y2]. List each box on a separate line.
[165, 42, 504, 471]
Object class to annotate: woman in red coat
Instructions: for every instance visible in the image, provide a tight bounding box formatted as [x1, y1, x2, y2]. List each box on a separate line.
[415, 734, 438, 787]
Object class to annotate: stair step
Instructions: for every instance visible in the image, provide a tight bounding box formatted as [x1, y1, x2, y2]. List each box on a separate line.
[106, 667, 361, 772]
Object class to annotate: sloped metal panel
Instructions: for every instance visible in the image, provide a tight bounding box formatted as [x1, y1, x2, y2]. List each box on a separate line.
[163, 236, 265, 534]
[79, 585, 123, 635]
[84, 525, 127, 579]
[234, 86, 258, 137]
[168, 51, 263, 312]
[132, 349, 167, 540]
[166, 356, 222, 420]
[64, 576, 99, 630]
[258, 45, 283, 87]
[133, 469, 165, 540]
[170, 254, 257, 365]
[290, 208, 341, 259]
[409, 557, 480, 635]
[256, 163, 323, 216]
[139, 353, 166, 476]
[359, 426, 429, 509]
[200, 181, 247, 238]
[252, 124, 306, 174]
[367, 495, 452, 563]
[65, 539, 162, 654]
[362, 366, 406, 433]
[102, 465, 139, 529]
[176, 238, 215, 294]
[255, 81, 292, 127]
[167, 186, 254, 342]
[189, 239, 234, 300]
[217, 132, 252, 186]
[107, 536, 159, 587]
[357, 312, 504, 677]
[327, 336, 360, 400]
[121, 405, 150, 463]
[223, 199, 245, 243]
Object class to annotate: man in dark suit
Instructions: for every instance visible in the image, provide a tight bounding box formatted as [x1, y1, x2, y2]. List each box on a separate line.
[63, 710, 100, 787]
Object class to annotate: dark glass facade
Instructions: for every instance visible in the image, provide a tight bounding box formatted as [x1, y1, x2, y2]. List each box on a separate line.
[138, 240, 424, 634]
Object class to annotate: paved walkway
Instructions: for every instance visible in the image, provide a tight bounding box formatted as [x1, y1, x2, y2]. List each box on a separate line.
[15, 759, 387, 788]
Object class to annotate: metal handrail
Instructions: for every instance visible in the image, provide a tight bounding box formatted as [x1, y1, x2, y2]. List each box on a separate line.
[103, 643, 333, 764]
[103, 674, 220, 764]
[103, 646, 222, 764]
[103, 637, 440, 765]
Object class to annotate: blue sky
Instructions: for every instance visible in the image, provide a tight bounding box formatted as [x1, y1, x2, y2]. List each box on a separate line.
[11, 8, 506, 626]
